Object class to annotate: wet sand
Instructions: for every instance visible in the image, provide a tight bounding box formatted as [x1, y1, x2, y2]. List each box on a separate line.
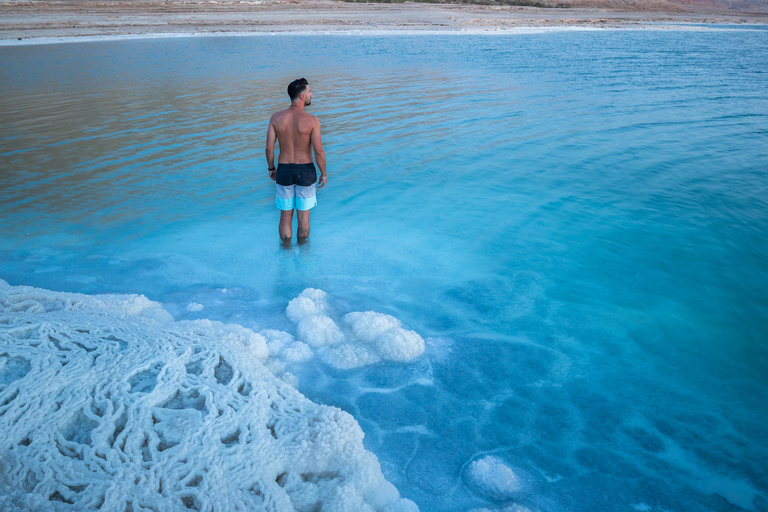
[1, 0, 766, 43]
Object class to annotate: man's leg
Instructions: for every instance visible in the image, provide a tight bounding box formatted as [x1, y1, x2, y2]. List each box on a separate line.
[279, 209, 294, 245]
[276, 183, 296, 245]
[297, 209, 310, 244]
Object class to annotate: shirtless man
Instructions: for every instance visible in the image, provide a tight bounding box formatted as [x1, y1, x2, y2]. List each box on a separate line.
[265, 77, 327, 245]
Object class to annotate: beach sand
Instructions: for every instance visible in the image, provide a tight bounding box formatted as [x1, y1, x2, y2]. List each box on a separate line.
[1, 0, 767, 43]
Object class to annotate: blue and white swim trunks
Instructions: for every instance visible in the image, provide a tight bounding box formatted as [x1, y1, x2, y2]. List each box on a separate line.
[275, 163, 317, 211]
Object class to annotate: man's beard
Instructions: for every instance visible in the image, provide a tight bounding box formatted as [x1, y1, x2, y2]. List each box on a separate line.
[305, 99, 311, 106]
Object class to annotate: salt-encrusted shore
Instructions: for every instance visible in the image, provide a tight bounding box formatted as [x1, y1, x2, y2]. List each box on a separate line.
[1, 0, 767, 44]
[0, 281, 425, 511]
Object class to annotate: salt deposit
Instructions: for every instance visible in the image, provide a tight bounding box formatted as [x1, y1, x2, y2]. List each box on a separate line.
[185, 303, 204, 313]
[0, 280, 418, 512]
[277, 289, 425, 370]
[465, 456, 522, 501]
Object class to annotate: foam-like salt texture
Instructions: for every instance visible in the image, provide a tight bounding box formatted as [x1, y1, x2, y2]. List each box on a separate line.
[0, 280, 418, 512]
[185, 302, 204, 313]
[466, 456, 522, 501]
[297, 315, 345, 348]
[286, 289, 331, 323]
[278, 289, 425, 370]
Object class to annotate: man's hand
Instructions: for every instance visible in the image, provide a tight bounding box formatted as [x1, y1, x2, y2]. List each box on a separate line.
[269, 169, 276, 181]
[318, 174, 327, 188]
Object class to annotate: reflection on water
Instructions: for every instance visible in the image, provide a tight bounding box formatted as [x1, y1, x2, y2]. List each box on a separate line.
[2, 30, 768, 512]
[1, 42, 477, 237]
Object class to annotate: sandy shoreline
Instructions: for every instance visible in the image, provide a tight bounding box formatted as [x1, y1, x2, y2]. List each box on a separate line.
[1, 0, 767, 43]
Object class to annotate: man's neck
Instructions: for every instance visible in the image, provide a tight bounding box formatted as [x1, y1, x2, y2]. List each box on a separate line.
[290, 102, 305, 111]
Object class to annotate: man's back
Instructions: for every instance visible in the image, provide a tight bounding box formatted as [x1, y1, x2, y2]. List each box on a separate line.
[269, 107, 317, 164]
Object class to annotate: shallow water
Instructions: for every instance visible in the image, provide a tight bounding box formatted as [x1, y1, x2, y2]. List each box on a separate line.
[2, 28, 768, 511]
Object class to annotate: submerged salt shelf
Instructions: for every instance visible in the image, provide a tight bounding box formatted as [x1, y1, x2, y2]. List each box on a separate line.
[0, 280, 419, 512]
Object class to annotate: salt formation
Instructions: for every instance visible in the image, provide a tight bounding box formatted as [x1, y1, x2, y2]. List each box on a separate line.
[465, 456, 522, 501]
[278, 289, 425, 370]
[185, 303, 204, 313]
[0, 280, 418, 512]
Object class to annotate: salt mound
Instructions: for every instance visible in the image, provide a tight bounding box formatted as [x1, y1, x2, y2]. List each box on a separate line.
[261, 328, 296, 355]
[0, 280, 418, 512]
[343, 311, 401, 344]
[297, 315, 345, 348]
[465, 456, 522, 501]
[279, 290, 425, 370]
[321, 343, 381, 370]
[373, 329, 425, 362]
[286, 288, 331, 323]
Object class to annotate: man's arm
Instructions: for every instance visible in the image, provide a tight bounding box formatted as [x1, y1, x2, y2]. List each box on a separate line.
[265, 120, 277, 181]
[311, 117, 327, 188]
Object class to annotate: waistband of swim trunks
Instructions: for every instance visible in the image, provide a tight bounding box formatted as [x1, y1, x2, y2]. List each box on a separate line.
[277, 162, 315, 169]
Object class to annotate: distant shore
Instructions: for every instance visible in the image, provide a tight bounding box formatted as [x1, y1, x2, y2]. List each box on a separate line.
[1, 0, 766, 43]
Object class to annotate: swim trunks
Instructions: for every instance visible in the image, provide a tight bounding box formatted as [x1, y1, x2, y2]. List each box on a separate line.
[275, 163, 317, 211]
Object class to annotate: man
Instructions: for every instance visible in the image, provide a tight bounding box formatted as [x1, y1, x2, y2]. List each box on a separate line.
[265, 77, 327, 245]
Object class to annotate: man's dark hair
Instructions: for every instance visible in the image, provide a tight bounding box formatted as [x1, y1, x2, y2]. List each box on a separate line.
[288, 78, 309, 101]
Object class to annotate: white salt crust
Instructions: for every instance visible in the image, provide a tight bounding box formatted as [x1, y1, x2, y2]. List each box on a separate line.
[281, 289, 425, 370]
[466, 456, 522, 501]
[185, 303, 204, 313]
[0, 280, 418, 512]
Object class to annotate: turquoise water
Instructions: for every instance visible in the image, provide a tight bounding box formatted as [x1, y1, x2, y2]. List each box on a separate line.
[2, 28, 768, 511]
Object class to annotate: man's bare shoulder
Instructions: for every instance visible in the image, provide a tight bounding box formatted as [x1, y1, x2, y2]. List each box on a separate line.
[302, 112, 320, 125]
[270, 109, 290, 122]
